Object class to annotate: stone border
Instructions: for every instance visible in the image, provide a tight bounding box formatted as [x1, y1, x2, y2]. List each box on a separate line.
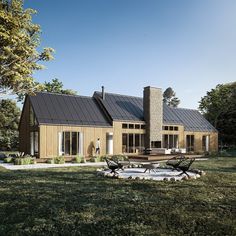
[97, 167, 206, 181]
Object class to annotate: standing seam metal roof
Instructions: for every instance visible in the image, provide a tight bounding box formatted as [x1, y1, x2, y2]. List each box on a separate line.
[94, 91, 217, 132]
[29, 92, 111, 127]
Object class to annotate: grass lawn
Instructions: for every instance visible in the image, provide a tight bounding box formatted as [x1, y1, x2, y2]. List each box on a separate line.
[0, 158, 235, 236]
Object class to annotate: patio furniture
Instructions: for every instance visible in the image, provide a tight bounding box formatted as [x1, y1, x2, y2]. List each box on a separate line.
[143, 162, 160, 173]
[166, 155, 186, 171]
[177, 158, 195, 177]
[105, 158, 123, 174]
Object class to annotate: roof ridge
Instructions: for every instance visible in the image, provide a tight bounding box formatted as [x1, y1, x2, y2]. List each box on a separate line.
[35, 91, 93, 99]
[94, 91, 142, 99]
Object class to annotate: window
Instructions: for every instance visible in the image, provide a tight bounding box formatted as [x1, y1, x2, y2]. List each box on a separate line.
[122, 133, 145, 153]
[174, 126, 178, 131]
[141, 125, 145, 129]
[186, 135, 194, 152]
[122, 123, 128, 129]
[202, 135, 209, 152]
[162, 134, 179, 149]
[129, 124, 134, 129]
[30, 131, 38, 156]
[169, 126, 174, 131]
[135, 124, 140, 129]
[164, 126, 169, 131]
[30, 106, 37, 126]
[59, 132, 82, 156]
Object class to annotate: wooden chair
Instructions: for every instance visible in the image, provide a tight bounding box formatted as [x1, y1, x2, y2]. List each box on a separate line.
[177, 158, 195, 177]
[105, 158, 123, 174]
[166, 155, 186, 171]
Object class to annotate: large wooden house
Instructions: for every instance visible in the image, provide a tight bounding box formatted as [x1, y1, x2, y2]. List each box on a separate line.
[19, 86, 218, 158]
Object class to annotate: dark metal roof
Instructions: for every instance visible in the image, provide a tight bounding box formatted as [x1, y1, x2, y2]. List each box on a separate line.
[163, 105, 217, 132]
[93, 91, 144, 122]
[94, 91, 217, 132]
[29, 92, 111, 127]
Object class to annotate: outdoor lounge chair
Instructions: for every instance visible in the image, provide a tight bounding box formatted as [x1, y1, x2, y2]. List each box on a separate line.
[177, 158, 195, 177]
[166, 155, 186, 171]
[105, 158, 123, 174]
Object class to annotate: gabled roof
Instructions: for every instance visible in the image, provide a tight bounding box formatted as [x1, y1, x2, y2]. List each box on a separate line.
[94, 91, 217, 132]
[163, 106, 217, 132]
[93, 91, 144, 122]
[29, 92, 111, 127]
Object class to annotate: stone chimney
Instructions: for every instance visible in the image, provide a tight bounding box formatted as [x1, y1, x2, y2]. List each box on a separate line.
[143, 86, 163, 149]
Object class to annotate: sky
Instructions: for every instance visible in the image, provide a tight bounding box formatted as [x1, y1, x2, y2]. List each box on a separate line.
[24, 0, 236, 109]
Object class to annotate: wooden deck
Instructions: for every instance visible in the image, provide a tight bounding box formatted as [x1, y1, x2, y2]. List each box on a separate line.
[128, 154, 204, 161]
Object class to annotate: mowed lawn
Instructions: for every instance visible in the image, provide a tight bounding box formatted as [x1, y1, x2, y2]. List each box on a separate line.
[0, 158, 235, 236]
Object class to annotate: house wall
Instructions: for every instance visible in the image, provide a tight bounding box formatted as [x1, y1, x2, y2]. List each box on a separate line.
[39, 125, 113, 158]
[162, 123, 218, 152]
[112, 121, 146, 154]
[183, 131, 218, 152]
[19, 97, 31, 154]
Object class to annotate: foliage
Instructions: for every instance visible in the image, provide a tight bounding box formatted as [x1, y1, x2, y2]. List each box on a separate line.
[0, 0, 54, 96]
[111, 154, 129, 162]
[17, 78, 77, 102]
[14, 156, 35, 165]
[199, 82, 236, 145]
[163, 87, 180, 107]
[74, 155, 86, 163]
[46, 159, 54, 164]
[3, 157, 13, 163]
[43, 78, 77, 95]
[91, 155, 108, 162]
[53, 156, 65, 164]
[0, 99, 20, 150]
[0, 158, 235, 235]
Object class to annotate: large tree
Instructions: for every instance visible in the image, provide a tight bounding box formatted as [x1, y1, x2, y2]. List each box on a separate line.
[0, 99, 20, 151]
[199, 82, 236, 146]
[17, 78, 77, 102]
[0, 0, 54, 96]
[43, 78, 77, 95]
[163, 87, 180, 107]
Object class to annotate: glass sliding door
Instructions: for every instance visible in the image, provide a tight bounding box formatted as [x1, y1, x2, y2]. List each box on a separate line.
[59, 131, 82, 156]
[65, 132, 71, 155]
[186, 135, 194, 152]
[72, 132, 77, 155]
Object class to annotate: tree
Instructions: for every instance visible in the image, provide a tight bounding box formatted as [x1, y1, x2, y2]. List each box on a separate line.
[0, 99, 20, 151]
[43, 78, 77, 95]
[199, 82, 236, 146]
[0, 0, 54, 96]
[163, 87, 180, 107]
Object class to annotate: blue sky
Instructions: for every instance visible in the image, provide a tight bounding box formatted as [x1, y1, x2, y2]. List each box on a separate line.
[25, 0, 236, 109]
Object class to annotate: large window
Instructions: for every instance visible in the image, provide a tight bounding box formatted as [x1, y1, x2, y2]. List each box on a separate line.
[30, 131, 38, 156]
[59, 132, 82, 156]
[122, 133, 145, 153]
[202, 135, 209, 152]
[29, 106, 37, 126]
[163, 134, 179, 149]
[186, 135, 194, 152]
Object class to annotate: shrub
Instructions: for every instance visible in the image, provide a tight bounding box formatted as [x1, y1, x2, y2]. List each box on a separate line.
[111, 155, 129, 162]
[53, 156, 65, 164]
[3, 157, 14, 163]
[14, 156, 34, 165]
[90, 156, 98, 162]
[47, 159, 54, 164]
[74, 155, 86, 163]
[90, 155, 107, 162]
[81, 156, 86, 163]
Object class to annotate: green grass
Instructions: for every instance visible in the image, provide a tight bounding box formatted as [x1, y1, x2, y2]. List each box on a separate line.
[0, 158, 235, 235]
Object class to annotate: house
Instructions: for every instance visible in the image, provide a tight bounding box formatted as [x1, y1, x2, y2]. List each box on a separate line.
[19, 86, 218, 158]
